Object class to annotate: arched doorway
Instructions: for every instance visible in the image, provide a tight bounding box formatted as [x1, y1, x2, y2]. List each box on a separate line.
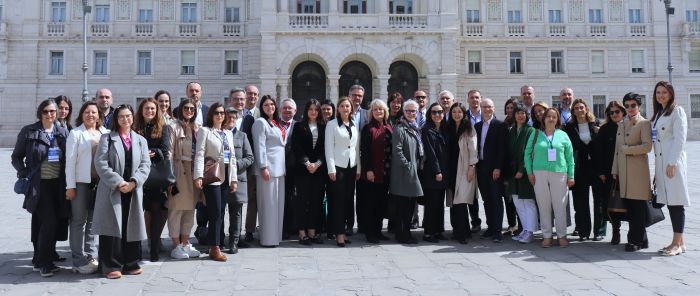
[292, 61, 327, 110]
[388, 61, 418, 101]
[339, 61, 373, 107]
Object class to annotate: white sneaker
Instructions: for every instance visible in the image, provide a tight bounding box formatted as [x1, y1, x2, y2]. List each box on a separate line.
[183, 244, 201, 258]
[519, 231, 534, 244]
[170, 244, 189, 260]
[73, 258, 98, 274]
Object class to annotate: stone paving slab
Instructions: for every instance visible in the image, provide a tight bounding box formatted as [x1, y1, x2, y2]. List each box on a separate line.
[1, 144, 699, 295]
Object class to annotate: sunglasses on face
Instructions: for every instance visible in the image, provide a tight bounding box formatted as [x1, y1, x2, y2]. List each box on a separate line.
[415, 96, 427, 99]
[430, 110, 444, 115]
[42, 109, 57, 115]
[624, 103, 638, 109]
[183, 106, 196, 112]
[214, 111, 226, 116]
[609, 109, 622, 115]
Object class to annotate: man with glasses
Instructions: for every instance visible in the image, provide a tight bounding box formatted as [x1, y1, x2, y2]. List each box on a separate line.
[243, 85, 260, 118]
[414, 90, 428, 127]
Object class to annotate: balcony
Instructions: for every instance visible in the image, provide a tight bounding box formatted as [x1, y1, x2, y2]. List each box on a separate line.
[134, 23, 154, 37]
[178, 23, 198, 37]
[289, 14, 328, 28]
[547, 24, 567, 37]
[685, 22, 700, 36]
[388, 14, 428, 28]
[462, 23, 483, 37]
[588, 24, 607, 37]
[46, 22, 65, 37]
[507, 24, 526, 37]
[223, 23, 243, 36]
[628, 24, 647, 37]
[90, 23, 110, 37]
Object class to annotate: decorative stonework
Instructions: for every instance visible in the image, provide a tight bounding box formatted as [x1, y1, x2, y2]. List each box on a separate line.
[160, 0, 174, 21]
[528, 0, 543, 22]
[568, 0, 584, 22]
[488, 0, 503, 22]
[116, 0, 131, 20]
[203, 0, 217, 21]
[608, 0, 625, 22]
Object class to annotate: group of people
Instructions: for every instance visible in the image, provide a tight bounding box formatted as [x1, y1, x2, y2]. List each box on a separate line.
[12, 80, 689, 280]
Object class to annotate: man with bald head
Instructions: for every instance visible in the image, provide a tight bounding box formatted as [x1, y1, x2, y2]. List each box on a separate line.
[243, 85, 261, 118]
[95, 88, 114, 127]
[521, 85, 535, 125]
[474, 98, 508, 242]
[414, 90, 428, 127]
[559, 88, 574, 125]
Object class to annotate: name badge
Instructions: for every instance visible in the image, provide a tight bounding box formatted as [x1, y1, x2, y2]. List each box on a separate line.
[651, 128, 658, 142]
[547, 148, 557, 162]
[223, 150, 231, 164]
[48, 147, 60, 162]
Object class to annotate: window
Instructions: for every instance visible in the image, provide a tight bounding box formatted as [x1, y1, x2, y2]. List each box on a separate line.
[137, 51, 151, 75]
[95, 5, 110, 22]
[94, 51, 108, 75]
[593, 95, 606, 119]
[690, 48, 700, 73]
[225, 50, 240, 75]
[225, 7, 240, 22]
[50, 51, 64, 75]
[509, 51, 522, 74]
[181, 50, 195, 75]
[466, 10, 481, 23]
[389, 0, 413, 14]
[550, 51, 564, 74]
[181, 3, 197, 23]
[589, 9, 603, 23]
[507, 10, 522, 23]
[691, 94, 700, 118]
[467, 51, 481, 74]
[629, 9, 641, 23]
[551, 96, 561, 109]
[687, 10, 699, 22]
[51, 2, 66, 22]
[591, 50, 605, 74]
[631, 50, 645, 73]
[298, 0, 319, 13]
[343, 0, 367, 14]
[548, 10, 562, 23]
[138, 9, 153, 23]
[0, 0, 4, 22]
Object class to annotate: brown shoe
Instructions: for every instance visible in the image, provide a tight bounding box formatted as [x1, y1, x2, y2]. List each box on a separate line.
[126, 268, 143, 275]
[209, 246, 227, 262]
[541, 238, 552, 248]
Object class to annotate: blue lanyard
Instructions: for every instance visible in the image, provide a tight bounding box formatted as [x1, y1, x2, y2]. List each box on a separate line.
[47, 128, 55, 147]
[545, 132, 555, 149]
[217, 130, 229, 150]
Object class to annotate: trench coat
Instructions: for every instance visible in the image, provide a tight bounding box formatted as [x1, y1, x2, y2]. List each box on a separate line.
[166, 121, 201, 210]
[611, 113, 652, 200]
[652, 107, 690, 206]
[92, 131, 151, 241]
[448, 128, 479, 206]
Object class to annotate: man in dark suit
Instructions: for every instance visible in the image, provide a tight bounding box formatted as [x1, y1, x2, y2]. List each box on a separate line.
[239, 87, 258, 242]
[474, 98, 508, 243]
[280, 98, 297, 238]
[226, 108, 255, 254]
[173, 81, 209, 126]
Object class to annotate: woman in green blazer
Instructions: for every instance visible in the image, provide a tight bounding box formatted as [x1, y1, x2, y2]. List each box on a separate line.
[506, 104, 537, 243]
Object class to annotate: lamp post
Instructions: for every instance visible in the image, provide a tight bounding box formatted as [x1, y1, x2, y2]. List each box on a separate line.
[81, 0, 91, 102]
[662, 0, 674, 84]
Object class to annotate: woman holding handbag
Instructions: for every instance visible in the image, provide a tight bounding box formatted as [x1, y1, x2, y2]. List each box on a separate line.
[611, 92, 652, 252]
[65, 101, 108, 274]
[134, 97, 174, 262]
[194, 103, 238, 261]
[651, 81, 690, 256]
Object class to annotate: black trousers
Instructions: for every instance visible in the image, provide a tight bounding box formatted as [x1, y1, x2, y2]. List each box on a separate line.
[295, 174, 326, 231]
[356, 180, 368, 233]
[35, 179, 61, 268]
[423, 188, 445, 236]
[99, 193, 141, 273]
[227, 201, 244, 247]
[450, 203, 471, 240]
[668, 206, 685, 233]
[329, 166, 356, 235]
[359, 180, 388, 238]
[394, 195, 417, 239]
[203, 177, 229, 247]
[504, 196, 519, 229]
[624, 199, 647, 246]
[571, 173, 593, 237]
[477, 165, 505, 233]
[468, 198, 481, 228]
[590, 176, 608, 236]
[283, 173, 296, 234]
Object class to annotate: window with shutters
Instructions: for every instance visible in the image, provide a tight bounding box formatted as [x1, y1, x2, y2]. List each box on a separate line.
[687, 10, 699, 22]
[138, 9, 153, 22]
[549, 10, 562, 23]
[591, 50, 605, 74]
[225, 7, 240, 22]
[629, 9, 641, 23]
[690, 48, 700, 73]
[181, 50, 195, 75]
[468, 51, 481, 74]
[691, 94, 700, 118]
[390, 0, 413, 14]
[465, 0, 480, 23]
[95, 5, 110, 22]
[343, 0, 367, 14]
[589, 9, 602, 23]
[181, 3, 197, 22]
[631, 50, 645, 73]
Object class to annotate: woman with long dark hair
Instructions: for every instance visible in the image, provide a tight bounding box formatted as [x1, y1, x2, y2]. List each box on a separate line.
[54, 95, 73, 130]
[420, 102, 449, 242]
[506, 104, 537, 243]
[387, 92, 404, 125]
[134, 97, 173, 262]
[155, 90, 173, 124]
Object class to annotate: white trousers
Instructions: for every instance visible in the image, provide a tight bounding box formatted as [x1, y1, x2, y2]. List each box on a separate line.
[512, 195, 538, 233]
[256, 176, 285, 246]
[533, 170, 569, 238]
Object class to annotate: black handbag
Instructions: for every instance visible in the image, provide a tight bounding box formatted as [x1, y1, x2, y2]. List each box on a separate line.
[646, 181, 665, 227]
[144, 159, 175, 190]
[607, 180, 627, 213]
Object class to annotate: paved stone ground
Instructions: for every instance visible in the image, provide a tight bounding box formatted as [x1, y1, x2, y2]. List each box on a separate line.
[0, 144, 699, 296]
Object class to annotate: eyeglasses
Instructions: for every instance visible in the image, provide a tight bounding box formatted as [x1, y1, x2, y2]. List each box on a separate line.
[183, 106, 196, 112]
[609, 109, 622, 115]
[624, 103, 638, 109]
[214, 111, 226, 116]
[404, 109, 417, 114]
[42, 109, 57, 115]
[430, 110, 444, 115]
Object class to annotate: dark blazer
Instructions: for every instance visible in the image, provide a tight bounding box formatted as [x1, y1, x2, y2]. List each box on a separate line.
[284, 119, 297, 171]
[420, 126, 449, 189]
[240, 114, 255, 154]
[474, 118, 508, 174]
[591, 121, 617, 177]
[11, 122, 69, 215]
[229, 129, 254, 203]
[564, 119, 600, 176]
[291, 121, 326, 176]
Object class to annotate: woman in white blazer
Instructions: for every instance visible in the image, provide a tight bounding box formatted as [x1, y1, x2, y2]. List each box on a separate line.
[194, 103, 238, 261]
[651, 81, 690, 256]
[252, 96, 287, 247]
[65, 101, 108, 274]
[325, 97, 360, 247]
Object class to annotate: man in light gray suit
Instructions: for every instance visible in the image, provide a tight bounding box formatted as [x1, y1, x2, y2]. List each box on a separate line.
[225, 108, 255, 254]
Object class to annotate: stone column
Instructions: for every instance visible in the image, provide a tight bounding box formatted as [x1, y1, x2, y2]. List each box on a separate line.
[279, 75, 290, 100]
[377, 74, 390, 101]
[328, 74, 341, 103]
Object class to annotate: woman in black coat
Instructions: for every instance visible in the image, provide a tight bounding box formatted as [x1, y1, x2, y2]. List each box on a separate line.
[12, 99, 69, 277]
[292, 99, 327, 245]
[592, 101, 627, 245]
[420, 102, 449, 242]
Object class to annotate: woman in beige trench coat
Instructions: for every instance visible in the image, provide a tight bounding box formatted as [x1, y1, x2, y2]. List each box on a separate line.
[611, 92, 652, 252]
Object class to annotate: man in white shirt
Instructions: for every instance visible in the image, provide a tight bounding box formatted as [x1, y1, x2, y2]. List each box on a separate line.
[466, 89, 483, 126]
[243, 85, 260, 118]
[226, 88, 246, 130]
[414, 90, 428, 127]
[185, 81, 208, 126]
[559, 88, 574, 126]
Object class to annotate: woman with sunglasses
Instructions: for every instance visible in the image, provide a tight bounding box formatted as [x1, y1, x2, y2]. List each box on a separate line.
[420, 102, 449, 242]
[592, 100, 627, 245]
[611, 93, 652, 252]
[12, 99, 69, 277]
[93, 104, 151, 279]
[194, 103, 238, 260]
